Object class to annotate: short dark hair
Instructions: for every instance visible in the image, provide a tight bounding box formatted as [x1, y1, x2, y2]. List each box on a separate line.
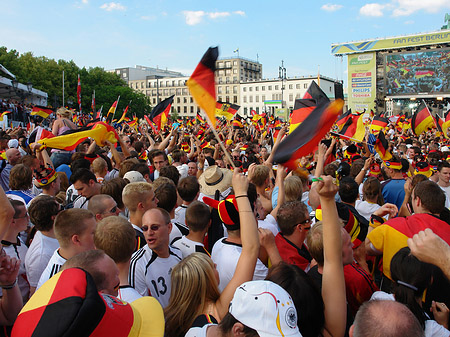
[413, 180, 445, 214]
[277, 201, 308, 236]
[338, 177, 359, 204]
[70, 159, 91, 173]
[28, 195, 60, 232]
[177, 176, 200, 202]
[9, 164, 32, 190]
[171, 149, 185, 163]
[131, 162, 150, 178]
[155, 183, 177, 213]
[438, 160, 450, 172]
[70, 168, 97, 185]
[160, 166, 180, 186]
[150, 150, 167, 165]
[185, 201, 210, 232]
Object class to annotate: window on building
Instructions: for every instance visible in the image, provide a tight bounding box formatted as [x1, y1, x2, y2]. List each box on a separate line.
[233, 69, 237, 74]
[289, 84, 293, 89]
[190, 106, 194, 113]
[233, 60, 237, 66]
[275, 85, 279, 90]
[233, 96, 238, 103]
[190, 98, 193, 103]
[184, 106, 187, 113]
[182, 88, 188, 95]
[226, 70, 231, 76]
[243, 87, 247, 92]
[176, 88, 181, 95]
[243, 96, 247, 103]
[233, 86, 238, 94]
[244, 107, 248, 114]
[170, 89, 175, 95]
[249, 96, 253, 103]
[226, 87, 230, 94]
[256, 96, 259, 102]
[219, 78, 223, 84]
[218, 87, 223, 94]
[255, 86, 259, 91]
[226, 96, 230, 102]
[289, 94, 293, 101]
[233, 77, 238, 83]
[177, 97, 180, 103]
[184, 97, 187, 103]
[153, 98, 156, 104]
[262, 86, 265, 90]
[268, 86, 272, 90]
[249, 87, 252, 92]
[116, 70, 120, 75]
[304, 83, 308, 89]
[226, 77, 230, 83]
[296, 84, 300, 89]
[171, 81, 175, 86]
[226, 61, 231, 67]
[122, 73, 126, 78]
[262, 95, 265, 101]
[165, 81, 169, 86]
[179, 80, 183, 86]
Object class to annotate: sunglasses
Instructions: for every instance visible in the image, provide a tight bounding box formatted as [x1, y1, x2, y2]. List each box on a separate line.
[141, 224, 162, 232]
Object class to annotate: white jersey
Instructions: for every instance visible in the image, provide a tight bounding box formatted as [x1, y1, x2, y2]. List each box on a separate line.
[117, 285, 142, 303]
[171, 236, 209, 259]
[25, 231, 60, 288]
[169, 220, 189, 246]
[211, 238, 268, 292]
[128, 245, 182, 308]
[174, 205, 188, 226]
[36, 249, 66, 290]
[2, 237, 29, 300]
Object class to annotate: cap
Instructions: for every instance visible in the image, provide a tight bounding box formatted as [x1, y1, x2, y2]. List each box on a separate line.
[7, 139, 18, 149]
[123, 170, 146, 183]
[203, 195, 240, 230]
[34, 166, 58, 187]
[11, 268, 164, 337]
[229, 280, 302, 337]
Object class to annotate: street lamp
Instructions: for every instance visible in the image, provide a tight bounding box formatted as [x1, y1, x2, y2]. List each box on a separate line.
[278, 61, 286, 109]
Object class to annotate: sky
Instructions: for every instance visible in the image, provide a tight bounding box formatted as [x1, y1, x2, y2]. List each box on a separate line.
[2, 0, 450, 82]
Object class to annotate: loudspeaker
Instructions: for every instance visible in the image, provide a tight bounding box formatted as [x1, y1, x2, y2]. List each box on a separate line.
[334, 82, 344, 100]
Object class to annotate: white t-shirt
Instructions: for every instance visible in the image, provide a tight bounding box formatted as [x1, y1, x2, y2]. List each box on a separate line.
[185, 325, 211, 337]
[117, 285, 142, 303]
[258, 214, 279, 236]
[174, 205, 188, 226]
[355, 200, 382, 222]
[169, 220, 189, 246]
[2, 237, 29, 300]
[128, 245, 182, 308]
[439, 185, 450, 209]
[36, 249, 67, 290]
[211, 238, 268, 292]
[25, 231, 60, 288]
[172, 236, 209, 259]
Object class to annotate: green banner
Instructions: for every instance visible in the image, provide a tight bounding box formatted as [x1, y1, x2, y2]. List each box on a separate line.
[332, 30, 450, 55]
[348, 52, 376, 113]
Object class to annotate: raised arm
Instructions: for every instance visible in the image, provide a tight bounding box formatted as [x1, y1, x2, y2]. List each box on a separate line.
[216, 170, 260, 319]
[316, 176, 346, 337]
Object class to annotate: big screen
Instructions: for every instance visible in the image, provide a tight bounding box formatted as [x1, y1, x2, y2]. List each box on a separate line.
[385, 48, 450, 95]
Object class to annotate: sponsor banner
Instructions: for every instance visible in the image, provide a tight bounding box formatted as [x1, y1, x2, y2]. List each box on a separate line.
[332, 30, 450, 55]
[348, 52, 376, 112]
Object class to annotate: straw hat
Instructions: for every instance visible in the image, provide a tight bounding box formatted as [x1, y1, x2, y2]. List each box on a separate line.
[198, 165, 233, 196]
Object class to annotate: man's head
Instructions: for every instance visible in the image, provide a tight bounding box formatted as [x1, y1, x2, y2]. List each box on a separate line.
[70, 168, 100, 199]
[412, 180, 446, 215]
[438, 160, 450, 185]
[28, 195, 61, 232]
[350, 300, 424, 337]
[54, 209, 97, 252]
[9, 164, 33, 190]
[187, 162, 198, 177]
[92, 157, 108, 177]
[185, 201, 211, 233]
[150, 150, 168, 172]
[277, 201, 310, 239]
[177, 176, 200, 203]
[94, 216, 136, 264]
[142, 208, 172, 256]
[155, 183, 178, 214]
[6, 148, 21, 166]
[338, 177, 359, 205]
[9, 199, 29, 234]
[250, 165, 270, 188]
[88, 194, 121, 221]
[63, 250, 120, 297]
[122, 182, 158, 214]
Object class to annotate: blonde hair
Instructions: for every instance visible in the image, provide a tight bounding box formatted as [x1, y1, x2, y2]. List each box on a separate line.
[92, 157, 107, 175]
[164, 253, 221, 337]
[251, 165, 270, 187]
[56, 107, 72, 119]
[284, 176, 303, 202]
[54, 209, 94, 248]
[122, 182, 153, 212]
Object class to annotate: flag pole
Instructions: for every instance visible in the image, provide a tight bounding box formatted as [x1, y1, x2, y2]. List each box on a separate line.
[202, 112, 236, 170]
[62, 70, 65, 107]
[112, 95, 120, 121]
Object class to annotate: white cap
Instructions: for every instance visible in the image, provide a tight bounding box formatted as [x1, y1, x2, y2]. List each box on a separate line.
[7, 139, 18, 148]
[177, 164, 188, 179]
[229, 280, 302, 337]
[441, 146, 449, 152]
[123, 171, 145, 183]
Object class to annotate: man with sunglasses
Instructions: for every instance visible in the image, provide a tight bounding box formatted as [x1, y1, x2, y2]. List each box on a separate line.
[129, 207, 182, 308]
[275, 201, 312, 271]
[88, 194, 121, 222]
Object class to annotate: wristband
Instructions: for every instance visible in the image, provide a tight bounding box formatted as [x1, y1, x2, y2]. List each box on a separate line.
[1, 279, 17, 289]
[235, 195, 247, 199]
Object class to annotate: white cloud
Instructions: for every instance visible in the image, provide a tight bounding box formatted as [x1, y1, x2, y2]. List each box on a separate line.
[82, 0, 88, 4]
[233, 10, 246, 16]
[321, 3, 343, 12]
[183, 10, 245, 25]
[183, 10, 205, 25]
[100, 2, 126, 11]
[392, 0, 450, 16]
[359, 3, 387, 17]
[208, 12, 230, 19]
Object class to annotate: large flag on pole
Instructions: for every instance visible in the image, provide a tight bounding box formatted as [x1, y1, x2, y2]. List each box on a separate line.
[150, 95, 174, 130]
[289, 99, 316, 133]
[411, 100, 436, 136]
[77, 74, 81, 113]
[31, 106, 53, 119]
[117, 101, 131, 124]
[107, 99, 119, 118]
[187, 47, 218, 128]
[303, 80, 330, 103]
[273, 99, 344, 170]
[338, 113, 366, 141]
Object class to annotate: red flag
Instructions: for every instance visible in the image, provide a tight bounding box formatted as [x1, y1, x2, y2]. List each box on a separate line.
[273, 99, 344, 170]
[187, 47, 218, 128]
[77, 74, 81, 113]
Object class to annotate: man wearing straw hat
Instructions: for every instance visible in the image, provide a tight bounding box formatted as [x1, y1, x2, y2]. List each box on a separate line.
[198, 165, 233, 201]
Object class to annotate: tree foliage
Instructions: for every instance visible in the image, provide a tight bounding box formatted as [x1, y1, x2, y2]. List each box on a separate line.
[0, 46, 151, 118]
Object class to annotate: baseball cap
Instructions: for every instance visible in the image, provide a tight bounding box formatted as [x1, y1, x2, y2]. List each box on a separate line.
[123, 170, 146, 183]
[12, 268, 164, 337]
[7, 139, 18, 148]
[229, 280, 302, 337]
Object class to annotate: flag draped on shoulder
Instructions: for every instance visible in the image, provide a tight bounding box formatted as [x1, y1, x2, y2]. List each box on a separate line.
[31, 106, 53, 119]
[187, 47, 218, 128]
[411, 100, 435, 136]
[289, 99, 316, 134]
[150, 95, 174, 130]
[215, 101, 239, 120]
[36, 122, 119, 151]
[273, 99, 344, 170]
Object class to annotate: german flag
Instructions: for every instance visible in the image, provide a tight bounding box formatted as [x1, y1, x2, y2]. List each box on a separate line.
[443, 109, 450, 139]
[117, 104, 130, 124]
[411, 101, 435, 136]
[289, 99, 316, 133]
[303, 81, 330, 103]
[106, 100, 118, 118]
[335, 109, 352, 131]
[150, 95, 174, 130]
[273, 99, 344, 170]
[216, 101, 240, 120]
[374, 131, 392, 161]
[415, 70, 434, 79]
[393, 79, 401, 88]
[369, 115, 389, 134]
[338, 113, 365, 141]
[196, 114, 206, 125]
[187, 47, 218, 128]
[232, 119, 244, 129]
[0, 111, 11, 121]
[31, 106, 53, 119]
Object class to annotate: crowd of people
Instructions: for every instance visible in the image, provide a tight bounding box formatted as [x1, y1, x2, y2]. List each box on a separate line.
[0, 105, 449, 337]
